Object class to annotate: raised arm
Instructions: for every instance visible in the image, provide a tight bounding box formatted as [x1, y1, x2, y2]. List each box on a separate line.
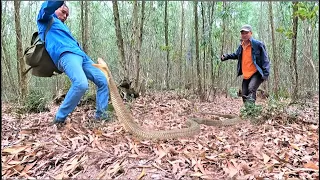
[37, 1, 64, 21]
[221, 45, 241, 61]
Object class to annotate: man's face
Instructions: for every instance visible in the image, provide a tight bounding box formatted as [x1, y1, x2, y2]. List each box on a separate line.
[240, 31, 252, 41]
[55, 5, 69, 23]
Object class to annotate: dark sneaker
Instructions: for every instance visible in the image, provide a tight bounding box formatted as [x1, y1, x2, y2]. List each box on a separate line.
[52, 118, 66, 128]
[95, 115, 111, 121]
[95, 112, 112, 121]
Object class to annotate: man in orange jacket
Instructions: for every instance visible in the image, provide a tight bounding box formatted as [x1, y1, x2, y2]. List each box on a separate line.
[221, 25, 270, 104]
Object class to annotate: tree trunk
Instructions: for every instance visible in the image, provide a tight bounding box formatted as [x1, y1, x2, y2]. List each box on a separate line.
[14, 0, 27, 100]
[179, 1, 185, 90]
[112, 1, 128, 80]
[290, 2, 299, 103]
[268, 2, 279, 98]
[131, 0, 138, 89]
[80, 1, 89, 53]
[217, 1, 226, 92]
[208, 2, 215, 94]
[133, 1, 145, 92]
[84, 1, 89, 53]
[1, 2, 18, 96]
[81, 1, 84, 50]
[201, 2, 206, 95]
[164, 0, 169, 89]
[194, 1, 203, 100]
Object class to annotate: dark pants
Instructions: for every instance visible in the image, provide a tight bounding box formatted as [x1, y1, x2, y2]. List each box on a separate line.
[242, 71, 264, 103]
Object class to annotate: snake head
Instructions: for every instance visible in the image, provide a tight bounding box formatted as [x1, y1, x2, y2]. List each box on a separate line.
[92, 58, 112, 80]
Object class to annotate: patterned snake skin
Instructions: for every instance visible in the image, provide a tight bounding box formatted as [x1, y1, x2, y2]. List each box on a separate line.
[92, 58, 243, 140]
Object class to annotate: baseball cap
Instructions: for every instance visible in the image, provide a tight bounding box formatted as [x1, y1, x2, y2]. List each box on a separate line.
[240, 25, 252, 32]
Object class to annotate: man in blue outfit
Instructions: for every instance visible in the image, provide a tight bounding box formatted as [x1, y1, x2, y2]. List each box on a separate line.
[37, 1, 109, 125]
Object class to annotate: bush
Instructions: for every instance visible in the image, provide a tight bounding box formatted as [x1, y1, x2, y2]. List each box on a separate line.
[23, 90, 50, 113]
[228, 87, 239, 98]
[240, 102, 263, 119]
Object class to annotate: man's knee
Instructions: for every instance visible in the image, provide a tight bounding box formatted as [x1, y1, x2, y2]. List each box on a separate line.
[95, 74, 108, 88]
[74, 81, 89, 92]
[248, 85, 259, 93]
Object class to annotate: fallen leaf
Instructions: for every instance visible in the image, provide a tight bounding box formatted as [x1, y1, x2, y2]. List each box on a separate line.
[224, 160, 238, 178]
[216, 136, 225, 142]
[205, 155, 217, 161]
[240, 162, 252, 175]
[136, 168, 146, 180]
[190, 171, 203, 177]
[107, 162, 122, 176]
[262, 153, 271, 164]
[309, 125, 318, 131]
[2, 146, 28, 155]
[290, 143, 300, 151]
[303, 162, 319, 170]
[19, 130, 33, 135]
[54, 172, 68, 180]
[155, 146, 167, 164]
[64, 156, 80, 173]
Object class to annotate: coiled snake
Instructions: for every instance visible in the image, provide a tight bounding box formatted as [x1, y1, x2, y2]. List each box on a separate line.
[93, 58, 243, 140]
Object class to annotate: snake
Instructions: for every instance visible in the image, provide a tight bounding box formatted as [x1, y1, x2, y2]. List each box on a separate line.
[92, 58, 244, 140]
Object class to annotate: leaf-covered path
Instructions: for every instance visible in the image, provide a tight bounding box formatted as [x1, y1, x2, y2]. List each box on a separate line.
[2, 92, 319, 179]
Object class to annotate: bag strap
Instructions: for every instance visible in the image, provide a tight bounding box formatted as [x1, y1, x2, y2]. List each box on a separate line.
[44, 17, 54, 42]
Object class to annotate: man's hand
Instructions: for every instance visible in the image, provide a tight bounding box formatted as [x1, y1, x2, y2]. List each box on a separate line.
[221, 54, 227, 61]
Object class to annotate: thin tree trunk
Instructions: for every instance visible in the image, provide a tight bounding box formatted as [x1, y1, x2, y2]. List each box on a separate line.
[81, 1, 84, 50]
[84, 1, 89, 53]
[268, 2, 279, 98]
[131, 0, 138, 89]
[194, 1, 203, 100]
[179, 1, 185, 89]
[217, 2, 226, 92]
[14, 0, 27, 100]
[133, 1, 145, 92]
[112, 1, 128, 80]
[164, 0, 169, 89]
[201, 2, 206, 95]
[2, 44, 18, 95]
[207, 2, 215, 100]
[290, 2, 299, 103]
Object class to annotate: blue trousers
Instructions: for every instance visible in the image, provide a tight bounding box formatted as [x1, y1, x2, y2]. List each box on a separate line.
[55, 52, 109, 122]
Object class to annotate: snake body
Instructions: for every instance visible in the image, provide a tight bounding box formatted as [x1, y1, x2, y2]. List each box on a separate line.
[93, 59, 243, 140]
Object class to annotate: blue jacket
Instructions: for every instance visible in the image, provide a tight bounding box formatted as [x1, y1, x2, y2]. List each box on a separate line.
[223, 37, 270, 79]
[37, 1, 86, 66]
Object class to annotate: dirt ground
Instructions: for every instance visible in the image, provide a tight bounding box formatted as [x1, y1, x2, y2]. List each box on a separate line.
[2, 92, 319, 179]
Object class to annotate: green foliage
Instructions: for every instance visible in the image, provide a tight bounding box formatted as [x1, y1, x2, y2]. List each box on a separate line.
[240, 102, 262, 119]
[23, 90, 50, 113]
[107, 103, 114, 112]
[228, 87, 238, 98]
[160, 45, 172, 51]
[276, 26, 294, 39]
[295, 2, 319, 21]
[263, 97, 300, 124]
[265, 97, 286, 115]
[277, 88, 290, 98]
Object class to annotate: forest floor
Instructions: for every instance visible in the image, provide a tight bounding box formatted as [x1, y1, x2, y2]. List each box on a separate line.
[2, 91, 319, 180]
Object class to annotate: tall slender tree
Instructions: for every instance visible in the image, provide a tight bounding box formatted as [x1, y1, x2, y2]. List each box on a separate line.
[164, 0, 169, 89]
[194, 1, 203, 100]
[112, 1, 128, 80]
[290, 2, 299, 103]
[14, 0, 27, 99]
[268, 2, 279, 98]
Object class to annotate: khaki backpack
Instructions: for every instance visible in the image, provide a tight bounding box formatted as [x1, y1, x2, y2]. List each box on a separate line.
[23, 17, 63, 77]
